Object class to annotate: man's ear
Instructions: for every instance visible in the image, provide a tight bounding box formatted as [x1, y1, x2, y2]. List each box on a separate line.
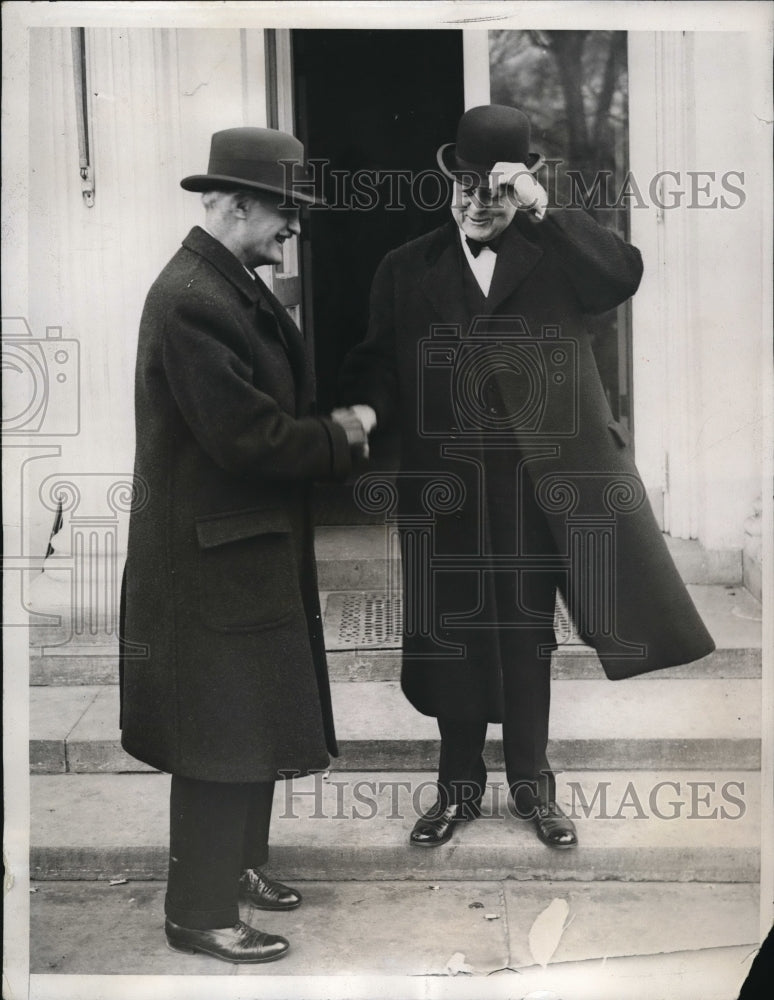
[231, 191, 254, 218]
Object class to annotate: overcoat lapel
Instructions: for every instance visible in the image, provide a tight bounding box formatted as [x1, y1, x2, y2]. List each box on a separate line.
[419, 223, 471, 330]
[182, 228, 311, 412]
[419, 219, 544, 323]
[485, 218, 543, 314]
[183, 227, 263, 304]
[253, 276, 312, 410]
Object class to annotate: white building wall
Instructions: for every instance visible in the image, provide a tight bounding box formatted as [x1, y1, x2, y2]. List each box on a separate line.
[21, 27, 266, 573]
[629, 31, 766, 555]
[690, 32, 766, 553]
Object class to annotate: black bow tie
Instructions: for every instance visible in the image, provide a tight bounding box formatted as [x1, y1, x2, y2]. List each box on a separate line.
[465, 235, 501, 258]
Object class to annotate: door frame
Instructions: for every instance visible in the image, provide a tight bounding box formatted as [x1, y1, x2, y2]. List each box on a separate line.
[263, 28, 304, 329]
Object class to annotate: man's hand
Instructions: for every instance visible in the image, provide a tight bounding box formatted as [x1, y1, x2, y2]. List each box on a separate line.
[331, 407, 370, 460]
[349, 404, 377, 435]
[489, 160, 548, 220]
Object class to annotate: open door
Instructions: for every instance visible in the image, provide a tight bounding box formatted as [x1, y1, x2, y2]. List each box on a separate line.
[292, 29, 465, 522]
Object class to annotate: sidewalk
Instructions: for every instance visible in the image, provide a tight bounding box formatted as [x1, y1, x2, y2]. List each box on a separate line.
[30, 878, 758, 993]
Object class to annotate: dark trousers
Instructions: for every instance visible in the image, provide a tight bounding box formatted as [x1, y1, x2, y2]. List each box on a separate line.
[437, 651, 554, 816]
[165, 775, 275, 929]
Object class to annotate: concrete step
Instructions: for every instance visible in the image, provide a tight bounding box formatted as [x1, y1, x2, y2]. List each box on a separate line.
[30, 770, 760, 882]
[322, 583, 761, 683]
[29, 581, 762, 685]
[27, 524, 754, 644]
[30, 678, 761, 774]
[314, 526, 745, 589]
[29, 878, 759, 978]
[28, 638, 762, 687]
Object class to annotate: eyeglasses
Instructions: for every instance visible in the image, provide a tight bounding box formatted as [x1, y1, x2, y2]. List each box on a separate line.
[456, 184, 507, 208]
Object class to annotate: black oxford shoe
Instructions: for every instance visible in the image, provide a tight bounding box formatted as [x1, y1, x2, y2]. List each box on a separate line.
[239, 868, 302, 910]
[409, 799, 481, 848]
[165, 918, 289, 964]
[533, 803, 578, 849]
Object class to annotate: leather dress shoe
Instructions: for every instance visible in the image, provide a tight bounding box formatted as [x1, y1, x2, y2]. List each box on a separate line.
[533, 803, 578, 849]
[410, 799, 481, 848]
[239, 868, 302, 910]
[165, 918, 289, 964]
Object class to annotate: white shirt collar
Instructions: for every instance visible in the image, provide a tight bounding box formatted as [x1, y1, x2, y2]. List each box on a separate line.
[458, 228, 497, 297]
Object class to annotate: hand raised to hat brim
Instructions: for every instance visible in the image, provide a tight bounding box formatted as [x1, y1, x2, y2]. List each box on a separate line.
[489, 160, 548, 221]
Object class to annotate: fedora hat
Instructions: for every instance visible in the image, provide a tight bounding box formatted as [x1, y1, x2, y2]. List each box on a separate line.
[437, 105, 543, 186]
[181, 127, 322, 205]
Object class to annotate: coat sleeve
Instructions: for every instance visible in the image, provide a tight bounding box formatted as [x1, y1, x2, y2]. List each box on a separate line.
[338, 252, 400, 429]
[537, 208, 644, 315]
[161, 292, 352, 482]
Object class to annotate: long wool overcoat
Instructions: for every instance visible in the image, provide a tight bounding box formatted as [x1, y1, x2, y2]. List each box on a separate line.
[120, 226, 351, 782]
[341, 209, 715, 722]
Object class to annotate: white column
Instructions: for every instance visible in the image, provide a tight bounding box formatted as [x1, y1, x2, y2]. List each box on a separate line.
[629, 32, 701, 539]
[629, 31, 764, 554]
[657, 32, 701, 541]
[689, 32, 766, 553]
[463, 30, 491, 109]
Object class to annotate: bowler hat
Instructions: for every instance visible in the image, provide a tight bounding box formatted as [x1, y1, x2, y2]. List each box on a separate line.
[181, 127, 322, 205]
[437, 105, 542, 186]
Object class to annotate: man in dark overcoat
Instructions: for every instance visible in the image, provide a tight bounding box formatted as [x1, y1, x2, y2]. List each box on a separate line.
[340, 105, 714, 851]
[120, 127, 367, 963]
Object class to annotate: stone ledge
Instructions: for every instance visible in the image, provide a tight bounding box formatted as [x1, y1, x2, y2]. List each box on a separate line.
[30, 770, 761, 883]
[29, 678, 763, 774]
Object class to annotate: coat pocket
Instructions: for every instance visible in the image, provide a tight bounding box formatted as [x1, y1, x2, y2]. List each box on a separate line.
[196, 508, 297, 631]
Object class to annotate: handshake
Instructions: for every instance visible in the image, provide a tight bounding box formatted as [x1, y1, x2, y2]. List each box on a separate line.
[330, 404, 377, 461]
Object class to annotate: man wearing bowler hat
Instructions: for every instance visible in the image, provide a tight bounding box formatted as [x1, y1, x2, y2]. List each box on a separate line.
[120, 127, 368, 963]
[340, 105, 714, 850]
